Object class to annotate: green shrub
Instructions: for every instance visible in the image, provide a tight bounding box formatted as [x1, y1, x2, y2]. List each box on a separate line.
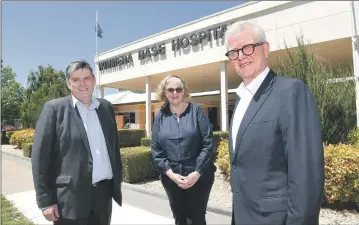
[120, 146, 157, 183]
[141, 137, 151, 147]
[215, 138, 359, 209]
[22, 143, 33, 158]
[9, 130, 23, 147]
[324, 144, 359, 208]
[347, 128, 359, 147]
[118, 129, 145, 148]
[19, 132, 34, 149]
[6, 131, 15, 139]
[9, 129, 34, 149]
[215, 138, 230, 181]
[212, 131, 229, 158]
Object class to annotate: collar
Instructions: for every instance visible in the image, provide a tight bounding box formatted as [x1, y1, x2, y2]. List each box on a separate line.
[72, 95, 100, 110]
[236, 66, 270, 98]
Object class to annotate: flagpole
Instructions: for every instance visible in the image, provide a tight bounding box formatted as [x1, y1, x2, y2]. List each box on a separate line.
[96, 9, 100, 97]
[96, 9, 98, 57]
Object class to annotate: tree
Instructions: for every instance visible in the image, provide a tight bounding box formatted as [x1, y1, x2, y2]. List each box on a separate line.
[1, 66, 24, 125]
[273, 35, 356, 144]
[21, 65, 70, 128]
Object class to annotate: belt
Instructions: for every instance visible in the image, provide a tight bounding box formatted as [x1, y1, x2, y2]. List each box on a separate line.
[93, 179, 112, 187]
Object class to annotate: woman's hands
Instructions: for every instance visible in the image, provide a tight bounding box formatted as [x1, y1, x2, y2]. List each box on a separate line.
[166, 169, 201, 189]
[186, 171, 200, 187]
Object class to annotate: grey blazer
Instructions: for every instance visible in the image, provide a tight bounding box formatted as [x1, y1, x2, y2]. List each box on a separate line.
[229, 70, 324, 225]
[31, 95, 123, 220]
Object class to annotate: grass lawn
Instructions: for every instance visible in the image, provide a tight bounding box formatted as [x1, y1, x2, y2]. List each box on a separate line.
[1, 194, 34, 225]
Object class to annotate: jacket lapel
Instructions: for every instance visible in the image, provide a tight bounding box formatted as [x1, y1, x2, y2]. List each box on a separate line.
[229, 98, 240, 157]
[95, 103, 115, 160]
[231, 70, 276, 164]
[68, 97, 92, 159]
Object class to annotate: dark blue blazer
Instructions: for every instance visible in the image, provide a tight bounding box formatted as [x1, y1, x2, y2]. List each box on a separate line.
[229, 70, 324, 225]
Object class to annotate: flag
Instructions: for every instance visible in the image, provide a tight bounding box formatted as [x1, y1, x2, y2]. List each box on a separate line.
[96, 22, 103, 38]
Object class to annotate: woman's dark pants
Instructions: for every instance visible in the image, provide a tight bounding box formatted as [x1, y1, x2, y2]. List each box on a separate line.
[160, 172, 215, 225]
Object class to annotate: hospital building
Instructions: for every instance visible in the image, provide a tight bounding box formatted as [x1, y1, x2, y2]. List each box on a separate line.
[95, 1, 359, 136]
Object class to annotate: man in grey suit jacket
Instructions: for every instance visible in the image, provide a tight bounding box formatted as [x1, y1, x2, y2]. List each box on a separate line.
[224, 20, 324, 225]
[31, 60, 123, 225]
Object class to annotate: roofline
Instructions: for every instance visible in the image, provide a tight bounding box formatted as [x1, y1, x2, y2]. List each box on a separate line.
[112, 100, 160, 106]
[109, 89, 238, 105]
[97, 1, 259, 57]
[190, 89, 237, 97]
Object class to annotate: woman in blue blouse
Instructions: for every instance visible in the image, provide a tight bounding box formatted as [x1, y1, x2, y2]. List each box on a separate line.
[151, 75, 216, 225]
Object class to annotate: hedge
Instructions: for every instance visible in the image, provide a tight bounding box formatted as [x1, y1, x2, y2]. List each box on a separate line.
[120, 146, 157, 183]
[216, 138, 359, 210]
[141, 137, 151, 147]
[8, 129, 145, 149]
[118, 129, 145, 148]
[347, 128, 359, 147]
[22, 143, 33, 158]
[324, 144, 359, 209]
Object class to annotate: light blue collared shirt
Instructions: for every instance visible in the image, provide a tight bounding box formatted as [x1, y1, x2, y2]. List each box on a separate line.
[72, 95, 113, 184]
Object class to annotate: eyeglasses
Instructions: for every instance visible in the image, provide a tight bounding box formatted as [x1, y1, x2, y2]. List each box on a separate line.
[225, 42, 266, 60]
[166, 87, 183, 93]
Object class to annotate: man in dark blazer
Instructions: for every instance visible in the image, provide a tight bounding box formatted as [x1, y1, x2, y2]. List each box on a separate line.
[31, 60, 123, 225]
[223, 20, 324, 225]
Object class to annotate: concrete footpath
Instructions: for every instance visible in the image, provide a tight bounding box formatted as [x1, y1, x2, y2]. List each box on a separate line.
[5, 189, 174, 225]
[1, 145, 231, 225]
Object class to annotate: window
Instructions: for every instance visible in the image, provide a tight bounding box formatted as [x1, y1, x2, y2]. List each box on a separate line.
[118, 112, 136, 125]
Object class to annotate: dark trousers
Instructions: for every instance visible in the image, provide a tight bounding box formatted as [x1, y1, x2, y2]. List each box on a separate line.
[54, 179, 113, 225]
[231, 207, 235, 225]
[160, 172, 214, 225]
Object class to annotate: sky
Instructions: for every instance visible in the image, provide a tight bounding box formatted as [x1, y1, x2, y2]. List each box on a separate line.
[2, 1, 245, 95]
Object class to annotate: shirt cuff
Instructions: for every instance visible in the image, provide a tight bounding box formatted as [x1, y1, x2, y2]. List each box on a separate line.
[40, 206, 51, 211]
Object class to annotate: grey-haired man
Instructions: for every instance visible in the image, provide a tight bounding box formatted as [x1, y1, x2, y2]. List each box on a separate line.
[224, 20, 324, 225]
[31, 60, 123, 225]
